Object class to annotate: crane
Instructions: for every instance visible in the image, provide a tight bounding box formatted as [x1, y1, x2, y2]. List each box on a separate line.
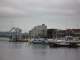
[9, 27, 22, 42]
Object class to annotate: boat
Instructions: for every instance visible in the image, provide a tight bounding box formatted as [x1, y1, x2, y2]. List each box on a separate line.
[31, 38, 48, 44]
[48, 36, 80, 48]
[48, 39, 70, 47]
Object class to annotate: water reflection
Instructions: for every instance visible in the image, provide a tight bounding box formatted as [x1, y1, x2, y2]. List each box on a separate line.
[31, 44, 48, 49]
[8, 42, 27, 49]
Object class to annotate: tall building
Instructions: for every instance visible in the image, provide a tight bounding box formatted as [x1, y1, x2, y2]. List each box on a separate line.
[29, 24, 47, 38]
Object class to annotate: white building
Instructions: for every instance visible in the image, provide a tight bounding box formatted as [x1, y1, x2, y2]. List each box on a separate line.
[29, 24, 47, 38]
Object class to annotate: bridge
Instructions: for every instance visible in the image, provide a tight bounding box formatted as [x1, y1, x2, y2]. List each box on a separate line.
[0, 27, 22, 41]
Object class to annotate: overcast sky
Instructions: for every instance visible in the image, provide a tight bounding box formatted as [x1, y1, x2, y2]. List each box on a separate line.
[0, 0, 80, 32]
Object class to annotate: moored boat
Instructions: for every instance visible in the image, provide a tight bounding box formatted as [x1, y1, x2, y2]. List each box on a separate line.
[48, 36, 80, 48]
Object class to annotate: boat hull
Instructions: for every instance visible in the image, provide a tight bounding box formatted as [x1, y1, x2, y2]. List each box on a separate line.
[48, 42, 79, 48]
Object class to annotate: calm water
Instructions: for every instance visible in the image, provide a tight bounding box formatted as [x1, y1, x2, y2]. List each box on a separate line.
[0, 41, 80, 60]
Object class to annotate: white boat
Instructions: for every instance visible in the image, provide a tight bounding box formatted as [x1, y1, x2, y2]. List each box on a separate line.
[49, 36, 80, 47]
[31, 38, 48, 44]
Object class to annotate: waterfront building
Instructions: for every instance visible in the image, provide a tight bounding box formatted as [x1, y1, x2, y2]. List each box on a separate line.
[29, 24, 47, 38]
[47, 29, 65, 39]
[47, 29, 57, 39]
[66, 29, 80, 37]
[47, 28, 80, 40]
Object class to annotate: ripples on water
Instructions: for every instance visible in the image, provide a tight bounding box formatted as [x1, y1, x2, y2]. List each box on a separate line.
[0, 41, 80, 60]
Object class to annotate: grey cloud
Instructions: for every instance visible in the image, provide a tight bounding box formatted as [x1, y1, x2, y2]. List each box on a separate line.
[0, 0, 80, 16]
[0, 0, 80, 32]
[0, 7, 25, 16]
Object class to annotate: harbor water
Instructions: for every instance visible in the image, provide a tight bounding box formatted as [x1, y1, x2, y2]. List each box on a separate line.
[0, 41, 80, 60]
